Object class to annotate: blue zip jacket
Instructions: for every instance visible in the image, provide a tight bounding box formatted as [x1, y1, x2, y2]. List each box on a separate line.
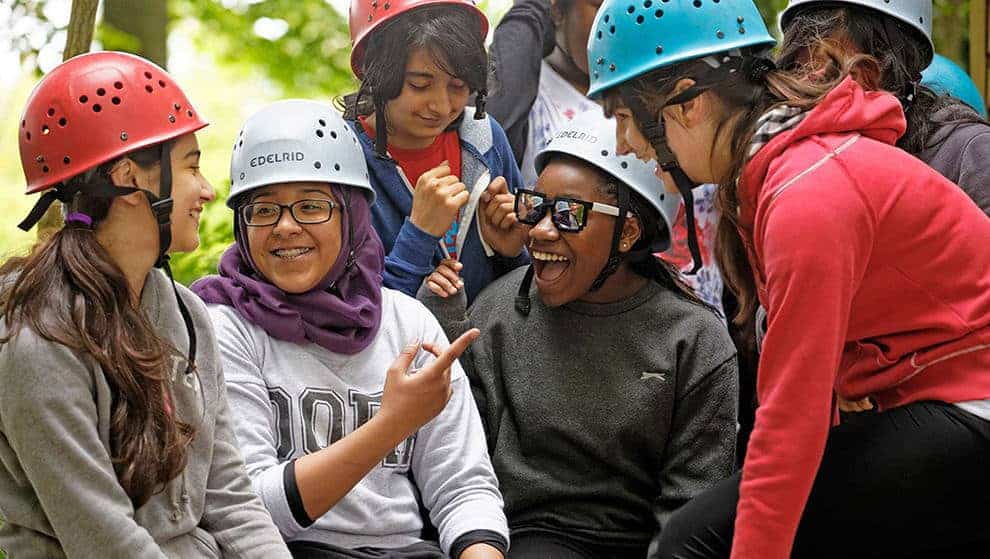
[349, 107, 530, 304]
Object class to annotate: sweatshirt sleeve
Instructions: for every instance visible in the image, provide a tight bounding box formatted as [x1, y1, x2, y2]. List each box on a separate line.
[953, 128, 990, 216]
[486, 0, 555, 163]
[209, 307, 309, 539]
[652, 355, 738, 543]
[410, 313, 509, 557]
[0, 331, 167, 559]
[384, 217, 443, 298]
[731, 171, 875, 559]
[199, 359, 292, 558]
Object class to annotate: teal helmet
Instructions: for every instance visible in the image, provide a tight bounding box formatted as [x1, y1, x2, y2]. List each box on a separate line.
[586, 0, 776, 99]
[922, 54, 988, 118]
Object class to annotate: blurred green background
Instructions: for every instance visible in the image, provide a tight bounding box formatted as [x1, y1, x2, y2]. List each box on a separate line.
[0, 0, 973, 286]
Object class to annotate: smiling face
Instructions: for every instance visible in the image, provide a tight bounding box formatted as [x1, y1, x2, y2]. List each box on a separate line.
[528, 157, 621, 307]
[384, 48, 470, 150]
[244, 182, 342, 294]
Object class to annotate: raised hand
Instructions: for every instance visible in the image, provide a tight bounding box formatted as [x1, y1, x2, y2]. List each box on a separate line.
[426, 259, 464, 298]
[478, 176, 529, 257]
[409, 162, 469, 238]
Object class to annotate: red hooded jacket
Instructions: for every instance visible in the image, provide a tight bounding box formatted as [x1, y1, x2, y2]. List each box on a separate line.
[732, 77, 990, 559]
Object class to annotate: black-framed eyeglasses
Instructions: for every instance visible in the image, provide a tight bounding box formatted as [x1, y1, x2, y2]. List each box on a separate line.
[240, 199, 337, 227]
[514, 189, 627, 232]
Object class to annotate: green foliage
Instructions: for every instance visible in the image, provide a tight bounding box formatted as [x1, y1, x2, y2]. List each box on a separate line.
[173, 0, 358, 99]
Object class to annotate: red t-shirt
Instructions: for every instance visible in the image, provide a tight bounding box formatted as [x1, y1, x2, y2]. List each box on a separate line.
[360, 117, 463, 259]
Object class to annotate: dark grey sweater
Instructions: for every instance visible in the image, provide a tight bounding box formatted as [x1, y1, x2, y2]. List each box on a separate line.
[419, 267, 738, 550]
[919, 104, 990, 215]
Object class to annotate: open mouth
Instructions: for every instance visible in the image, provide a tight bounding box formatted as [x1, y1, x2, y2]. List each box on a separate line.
[271, 247, 314, 260]
[532, 249, 570, 283]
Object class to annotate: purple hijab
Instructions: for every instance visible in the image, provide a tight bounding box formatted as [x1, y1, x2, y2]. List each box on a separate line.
[192, 185, 384, 355]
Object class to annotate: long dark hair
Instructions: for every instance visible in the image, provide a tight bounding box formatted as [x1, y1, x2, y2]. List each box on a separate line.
[0, 146, 195, 508]
[777, 5, 987, 155]
[605, 47, 859, 325]
[338, 4, 489, 155]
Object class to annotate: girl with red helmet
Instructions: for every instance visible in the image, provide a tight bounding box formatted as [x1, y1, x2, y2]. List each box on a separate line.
[0, 52, 290, 558]
[343, 0, 530, 306]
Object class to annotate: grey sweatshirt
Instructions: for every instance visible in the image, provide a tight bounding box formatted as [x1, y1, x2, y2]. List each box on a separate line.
[206, 287, 508, 556]
[0, 270, 290, 559]
[418, 267, 738, 550]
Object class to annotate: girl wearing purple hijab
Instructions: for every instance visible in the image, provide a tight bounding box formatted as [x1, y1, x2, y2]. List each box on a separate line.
[191, 100, 508, 559]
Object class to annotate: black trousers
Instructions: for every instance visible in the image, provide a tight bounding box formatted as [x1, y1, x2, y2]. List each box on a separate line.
[507, 530, 648, 559]
[287, 540, 443, 559]
[656, 401, 990, 559]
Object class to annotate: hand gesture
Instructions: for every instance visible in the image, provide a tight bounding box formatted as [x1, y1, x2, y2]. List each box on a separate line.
[426, 259, 464, 298]
[410, 162, 469, 238]
[477, 176, 529, 257]
[378, 329, 481, 439]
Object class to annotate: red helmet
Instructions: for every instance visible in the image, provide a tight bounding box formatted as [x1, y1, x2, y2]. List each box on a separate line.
[18, 51, 208, 195]
[348, 0, 489, 78]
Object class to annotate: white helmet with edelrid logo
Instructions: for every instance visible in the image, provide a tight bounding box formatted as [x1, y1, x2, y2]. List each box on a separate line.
[779, 0, 934, 66]
[534, 111, 680, 251]
[228, 99, 374, 208]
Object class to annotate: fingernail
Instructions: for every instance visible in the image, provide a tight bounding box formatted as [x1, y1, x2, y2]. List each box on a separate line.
[457, 280, 464, 287]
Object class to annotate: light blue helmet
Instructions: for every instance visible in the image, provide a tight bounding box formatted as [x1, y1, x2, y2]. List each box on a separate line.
[922, 54, 988, 119]
[586, 0, 776, 99]
[228, 99, 374, 209]
[534, 111, 680, 252]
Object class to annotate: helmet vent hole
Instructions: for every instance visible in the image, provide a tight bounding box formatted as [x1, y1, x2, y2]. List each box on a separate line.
[601, 150, 608, 156]
[316, 129, 325, 138]
[643, 0, 651, 6]
[42, 166, 49, 173]
[597, 30, 603, 39]
[609, 25, 616, 34]
[59, 117, 68, 127]
[334, 163, 341, 171]
[656, 45, 663, 54]
[693, 0, 701, 6]
[21, 120, 26, 128]
[112, 97, 121, 105]
[145, 85, 154, 93]
[620, 161, 628, 169]
[330, 130, 338, 139]
[604, 15, 610, 22]
[47, 108, 55, 116]
[79, 95, 88, 104]
[159, 80, 167, 88]
[63, 156, 71, 165]
[314, 162, 322, 169]
[187, 110, 193, 117]
[319, 119, 327, 126]
[96, 88, 105, 96]
[114, 81, 123, 89]
[25, 132, 31, 141]
[41, 125, 50, 135]
[627, 6, 634, 14]
[655, 9, 663, 18]
[716, 30, 724, 39]
[636, 15, 644, 23]
[92, 104, 102, 113]
[144, 71, 153, 79]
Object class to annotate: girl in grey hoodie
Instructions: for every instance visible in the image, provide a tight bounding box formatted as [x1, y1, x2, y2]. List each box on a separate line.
[0, 52, 290, 559]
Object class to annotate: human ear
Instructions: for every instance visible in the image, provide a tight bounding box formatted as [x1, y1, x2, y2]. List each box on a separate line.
[618, 214, 642, 253]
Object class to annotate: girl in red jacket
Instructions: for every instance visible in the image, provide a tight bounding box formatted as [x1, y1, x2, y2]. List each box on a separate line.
[588, 1, 990, 558]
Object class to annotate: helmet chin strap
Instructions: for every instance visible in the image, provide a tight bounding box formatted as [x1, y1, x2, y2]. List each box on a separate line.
[622, 91, 703, 274]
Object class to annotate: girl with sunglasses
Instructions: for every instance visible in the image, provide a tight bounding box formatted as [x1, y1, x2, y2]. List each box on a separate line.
[588, 0, 990, 557]
[192, 101, 508, 559]
[343, 0, 529, 306]
[0, 52, 290, 557]
[420, 112, 737, 559]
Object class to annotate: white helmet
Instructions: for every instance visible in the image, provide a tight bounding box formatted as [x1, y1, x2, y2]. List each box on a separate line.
[780, 0, 933, 66]
[534, 111, 680, 252]
[228, 99, 374, 208]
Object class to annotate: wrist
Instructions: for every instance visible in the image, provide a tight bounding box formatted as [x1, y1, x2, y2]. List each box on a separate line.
[410, 213, 446, 238]
[364, 411, 415, 450]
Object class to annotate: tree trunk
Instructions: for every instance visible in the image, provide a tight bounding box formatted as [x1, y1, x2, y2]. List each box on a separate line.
[37, 0, 100, 239]
[104, 0, 169, 68]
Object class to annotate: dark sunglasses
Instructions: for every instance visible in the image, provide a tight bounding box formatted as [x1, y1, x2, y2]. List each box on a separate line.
[514, 189, 627, 232]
